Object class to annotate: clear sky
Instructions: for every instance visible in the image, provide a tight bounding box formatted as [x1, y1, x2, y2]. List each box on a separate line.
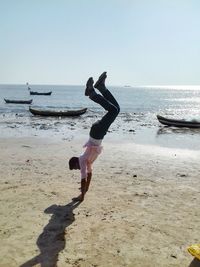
[0, 0, 200, 85]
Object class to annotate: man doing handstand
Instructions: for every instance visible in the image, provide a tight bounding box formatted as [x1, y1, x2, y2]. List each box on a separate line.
[69, 72, 120, 201]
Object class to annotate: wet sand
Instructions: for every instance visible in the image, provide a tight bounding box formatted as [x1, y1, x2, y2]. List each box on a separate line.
[0, 134, 200, 267]
[1, 109, 200, 151]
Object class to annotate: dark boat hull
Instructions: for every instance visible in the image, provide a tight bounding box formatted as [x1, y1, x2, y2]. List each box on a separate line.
[157, 115, 200, 128]
[29, 107, 87, 116]
[30, 91, 52, 95]
[4, 99, 33, 104]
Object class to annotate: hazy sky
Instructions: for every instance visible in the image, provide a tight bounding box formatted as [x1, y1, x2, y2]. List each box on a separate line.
[0, 0, 200, 85]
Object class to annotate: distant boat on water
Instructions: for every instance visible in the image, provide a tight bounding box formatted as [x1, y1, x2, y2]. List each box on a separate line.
[30, 91, 52, 95]
[4, 99, 33, 104]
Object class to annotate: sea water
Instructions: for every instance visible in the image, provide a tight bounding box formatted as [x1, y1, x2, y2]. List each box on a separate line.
[0, 84, 200, 150]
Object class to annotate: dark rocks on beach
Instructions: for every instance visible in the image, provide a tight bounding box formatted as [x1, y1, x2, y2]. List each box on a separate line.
[124, 118, 133, 122]
[8, 125, 17, 128]
[54, 122, 61, 126]
[177, 173, 187, 177]
[39, 125, 51, 130]
[170, 254, 177, 259]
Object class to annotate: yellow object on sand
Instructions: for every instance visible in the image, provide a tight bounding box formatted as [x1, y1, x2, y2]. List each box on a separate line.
[188, 244, 200, 261]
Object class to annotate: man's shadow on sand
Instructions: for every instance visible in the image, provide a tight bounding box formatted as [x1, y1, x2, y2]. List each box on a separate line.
[20, 200, 81, 267]
[188, 258, 200, 267]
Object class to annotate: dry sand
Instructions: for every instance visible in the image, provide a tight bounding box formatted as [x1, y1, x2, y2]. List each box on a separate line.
[0, 135, 200, 267]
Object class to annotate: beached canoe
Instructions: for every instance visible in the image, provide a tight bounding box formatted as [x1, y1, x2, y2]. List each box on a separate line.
[30, 91, 52, 95]
[157, 115, 200, 128]
[4, 99, 33, 104]
[29, 107, 87, 116]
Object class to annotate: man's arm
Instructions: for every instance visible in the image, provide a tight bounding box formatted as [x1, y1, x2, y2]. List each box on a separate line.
[86, 172, 92, 192]
[87, 172, 92, 179]
[79, 157, 87, 179]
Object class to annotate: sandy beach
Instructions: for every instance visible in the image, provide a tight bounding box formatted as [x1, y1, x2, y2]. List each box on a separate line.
[0, 134, 200, 267]
[1, 0, 200, 265]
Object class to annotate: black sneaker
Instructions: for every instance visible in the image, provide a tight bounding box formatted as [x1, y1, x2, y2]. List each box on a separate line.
[94, 72, 107, 89]
[85, 77, 94, 96]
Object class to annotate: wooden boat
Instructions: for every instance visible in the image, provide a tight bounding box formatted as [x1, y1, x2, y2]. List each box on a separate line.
[29, 107, 87, 117]
[30, 91, 52, 95]
[157, 115, 200, 128]
[4, 99, 33, 104]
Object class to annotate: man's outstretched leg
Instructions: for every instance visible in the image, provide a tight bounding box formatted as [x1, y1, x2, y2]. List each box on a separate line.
[94, 72, 120, 112]
[86, 72, 120, 140]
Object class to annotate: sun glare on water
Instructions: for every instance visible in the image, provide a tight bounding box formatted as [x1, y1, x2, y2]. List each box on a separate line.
[144, 85, 200, 90]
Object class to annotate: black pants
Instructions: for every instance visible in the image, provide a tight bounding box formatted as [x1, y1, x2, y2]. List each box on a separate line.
[89, 88, 120, 139]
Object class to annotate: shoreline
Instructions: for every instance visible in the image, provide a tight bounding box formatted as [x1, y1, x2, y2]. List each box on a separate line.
[1, 102, 200, 151]
[0, 124, 200, 151]
[0, 135, 200, 266]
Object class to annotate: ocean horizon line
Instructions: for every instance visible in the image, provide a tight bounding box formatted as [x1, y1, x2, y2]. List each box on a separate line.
[0, 83, 200, 90]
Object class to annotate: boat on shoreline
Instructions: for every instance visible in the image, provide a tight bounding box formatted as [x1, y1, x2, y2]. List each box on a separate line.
[4, 99, 33, 104]
[30, 91, 52, 95]
[157, 115, 200, 128]
[29, 107, 87, 117]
